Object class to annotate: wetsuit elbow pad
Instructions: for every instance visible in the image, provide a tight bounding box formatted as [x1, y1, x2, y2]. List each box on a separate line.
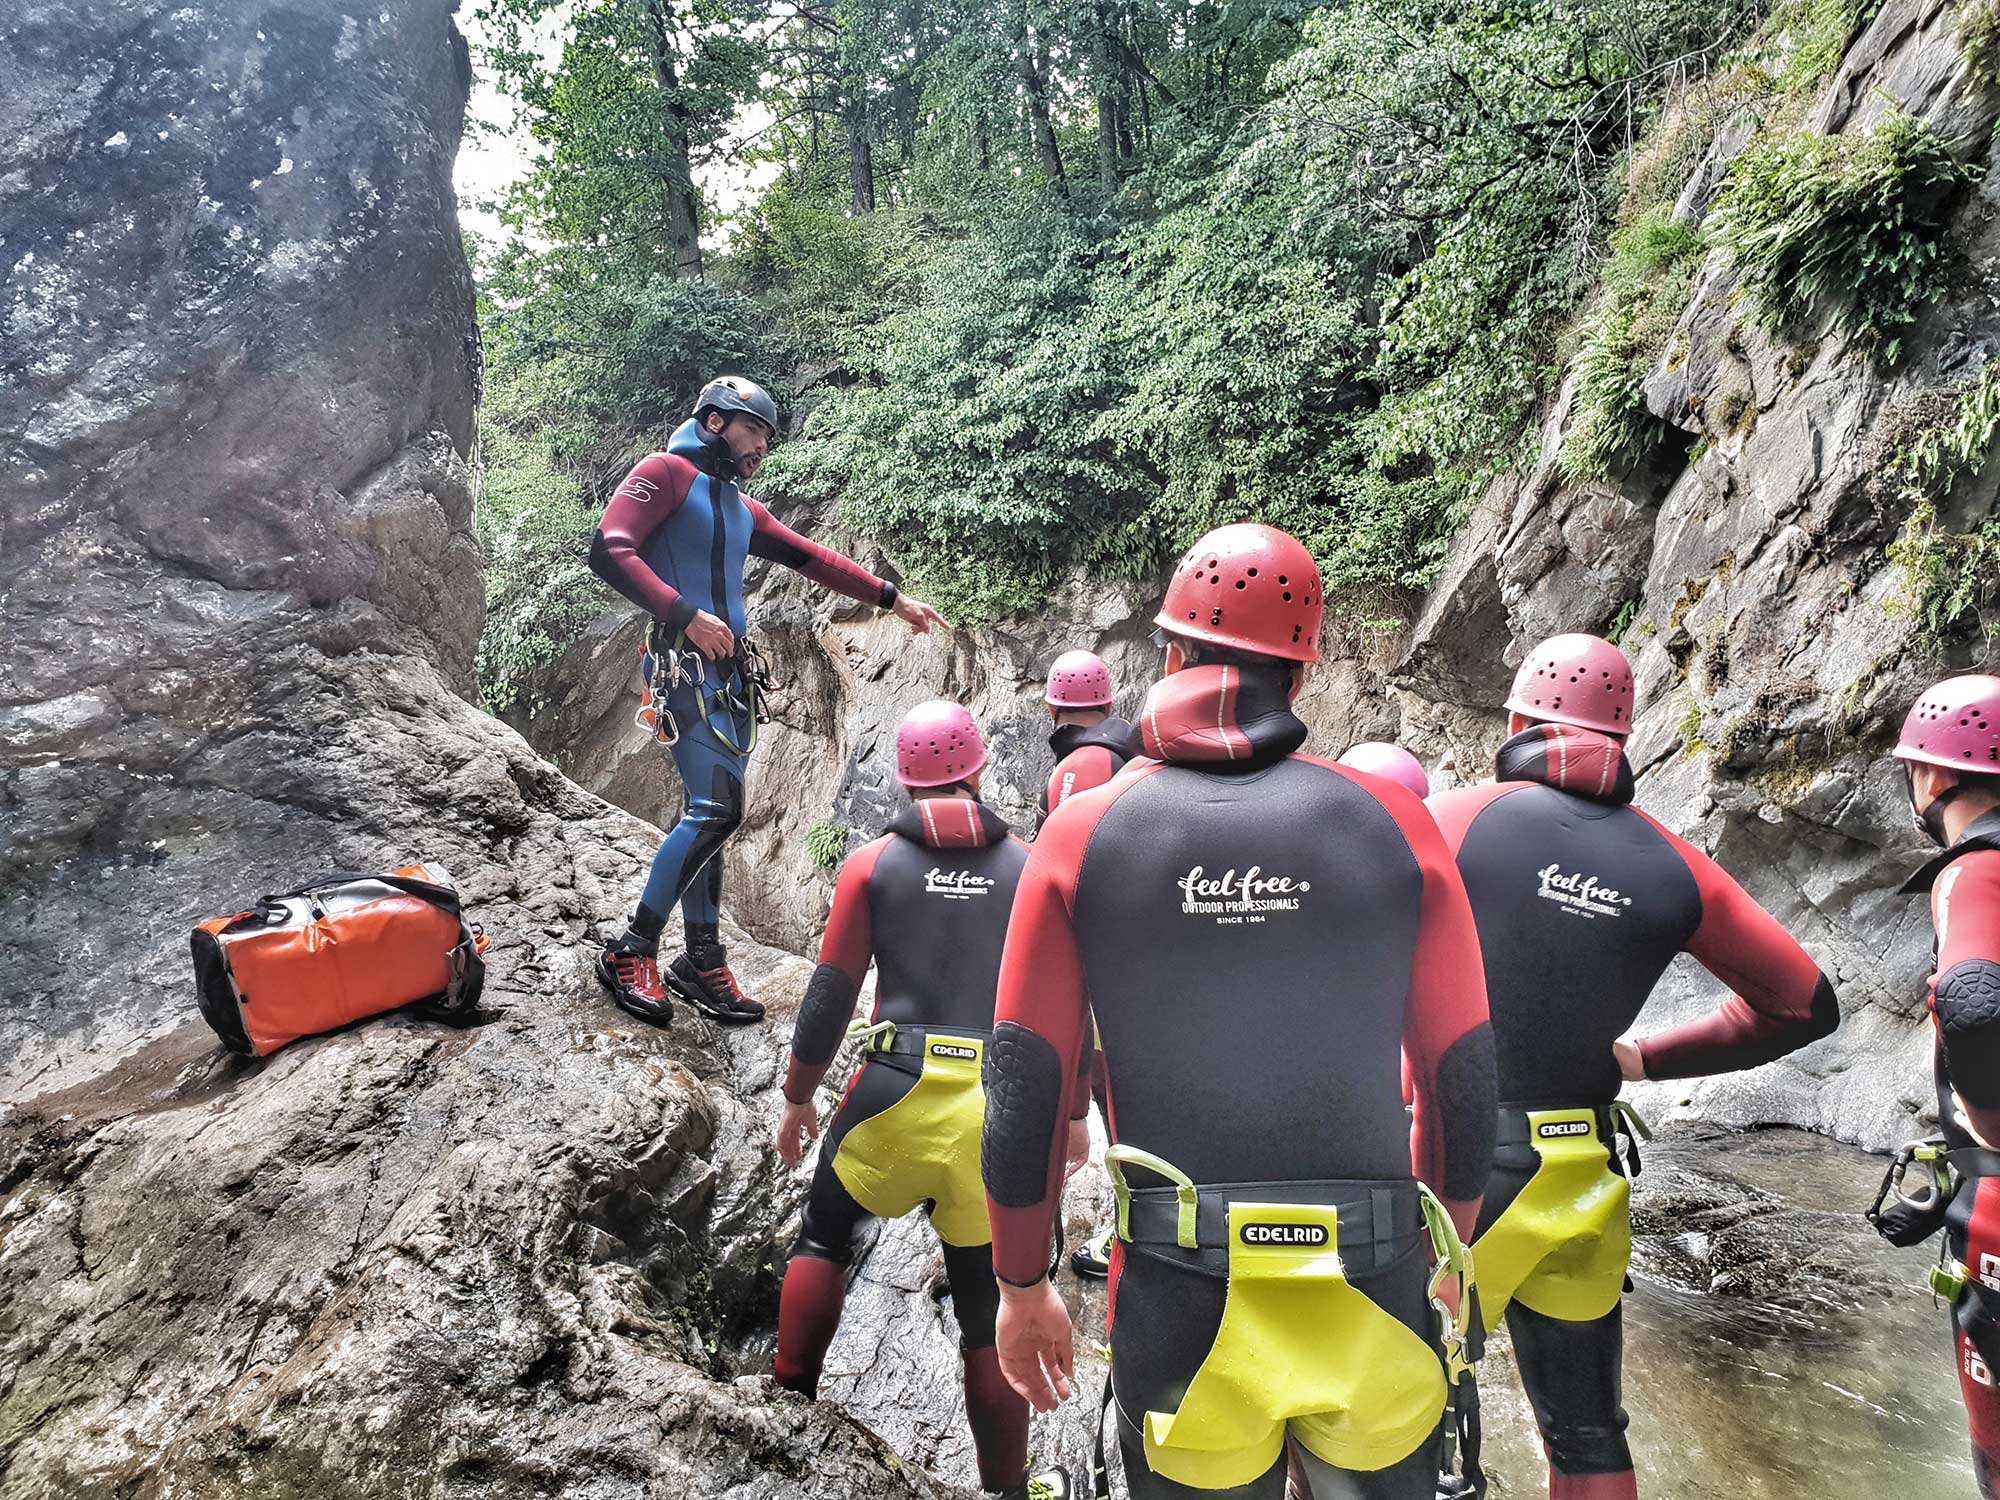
[982, 1022, 1064, 1209]
[1433, 1023, 1499, 1203]
[1805, 973, 1840, 1041]
[1939, 960, 2000, 1107]
[794, 964, 858, 1067]
[587, 529, 617, 584]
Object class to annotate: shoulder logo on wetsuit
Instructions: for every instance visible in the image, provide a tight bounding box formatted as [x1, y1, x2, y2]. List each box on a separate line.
[1240, 1222, 1331, 1247]
[1536, 1120, 1593, 1139]
[613, 473, 660, 505]
[1535, 863, 1635, 919]
[930, 1042, 979, 1061]
[1177, 864, 1309, 925]
[924, 868, 994, 900]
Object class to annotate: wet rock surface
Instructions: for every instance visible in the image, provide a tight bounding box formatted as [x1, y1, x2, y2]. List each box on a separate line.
[0, 3, 948, 1494]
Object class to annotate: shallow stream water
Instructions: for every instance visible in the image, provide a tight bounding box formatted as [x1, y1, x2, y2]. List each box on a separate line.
[826, 1124, 1975, 1497]
[1439, 1125, 1967, 1499]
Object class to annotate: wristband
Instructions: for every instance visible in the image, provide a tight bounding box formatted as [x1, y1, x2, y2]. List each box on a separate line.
[879, 580, 900, 611]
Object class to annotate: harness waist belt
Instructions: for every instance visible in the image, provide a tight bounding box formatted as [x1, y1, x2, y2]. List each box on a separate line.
[1951, 1147, 2000, 1180]
[1122, 1177, 1422, 1273]
[859, 1023, 992, 1062]
[1496, 1103, 1617, 1148]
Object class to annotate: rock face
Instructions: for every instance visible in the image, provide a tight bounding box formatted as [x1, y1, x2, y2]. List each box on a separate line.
[512, 0, 2000, 1154]
[0, 4, 950, 1494]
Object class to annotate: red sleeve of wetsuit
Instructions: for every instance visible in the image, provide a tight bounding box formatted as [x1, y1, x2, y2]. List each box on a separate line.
[1632, 813, 1839, 1080]
[985, 789, 1123, 1286]
[744, 496, 893, 608]
[783, 839, 885, 1104]
[1311, 760, 1495, 1244]
[588, 454, 699, 634]
[1047, 746, 1121, 817]
[1933, 852, 2000, 1144]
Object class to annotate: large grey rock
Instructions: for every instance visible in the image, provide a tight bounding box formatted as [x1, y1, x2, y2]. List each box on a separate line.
[0, 4, 952, 1494]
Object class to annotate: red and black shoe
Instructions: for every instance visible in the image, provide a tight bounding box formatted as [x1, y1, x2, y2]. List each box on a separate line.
[666, 947, 766, 1025]
[596, 940, 673, 1026]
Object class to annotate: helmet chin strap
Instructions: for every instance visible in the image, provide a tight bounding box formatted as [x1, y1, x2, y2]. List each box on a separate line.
[1909, 763, 1964, 847]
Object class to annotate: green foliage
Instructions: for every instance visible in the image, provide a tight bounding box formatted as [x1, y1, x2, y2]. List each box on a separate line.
[806, 820, 851, 872]
[1559, 214, 1706, 481]
[1886, 362, 2000, 644]
[1709, 112, 1981, 361]
[1964, 1, 2000, 84]
[475, 425, 602, 712]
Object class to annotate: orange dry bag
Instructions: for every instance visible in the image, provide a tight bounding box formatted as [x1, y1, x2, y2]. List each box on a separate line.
[190, 864, 486, 1057]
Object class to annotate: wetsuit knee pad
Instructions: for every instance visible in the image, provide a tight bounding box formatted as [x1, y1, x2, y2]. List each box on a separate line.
[790, 1233, 853, 1267]
[683, 768, 745, 871]
[982, 1022, 1064, 1209]
[1545, 1420, 1633, 1476]
[943, 1243, 1002, 1351]
[795, 964, 860, 1070]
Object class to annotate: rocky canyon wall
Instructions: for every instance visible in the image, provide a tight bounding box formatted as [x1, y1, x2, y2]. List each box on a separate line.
[517, 0, 2000, 1154]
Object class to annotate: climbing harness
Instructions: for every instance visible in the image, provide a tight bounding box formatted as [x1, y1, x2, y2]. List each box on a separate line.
[640, 625, 777, 756]
[1867, 1137, 1957, 1248]
[1471, 1102, 1649, 1331]
[827, 1017, 995, 1249]
[1086, 1147, 1475, 1494]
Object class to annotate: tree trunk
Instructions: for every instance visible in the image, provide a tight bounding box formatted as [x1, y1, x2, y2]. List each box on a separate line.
[1091, 2, 1119, 196]
[646, 8, 703, 279]
[843, 84, 875, 212]
[975, 111, 991, 169]
[1016, 22, 1067, 195]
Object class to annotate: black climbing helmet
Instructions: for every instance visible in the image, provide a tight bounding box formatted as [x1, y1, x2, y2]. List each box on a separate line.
[693, 376, 779, 438]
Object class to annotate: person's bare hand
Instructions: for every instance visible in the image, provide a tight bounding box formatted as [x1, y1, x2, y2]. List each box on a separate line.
[685, 610, 736, 661]
[997, 1279, 1076, 1412]
[1063, 1118, 1092, 1181]
[893, 594, 949, 635]
[1612, 1037, 1646, 1082]
[775, 1096, 820, 1169]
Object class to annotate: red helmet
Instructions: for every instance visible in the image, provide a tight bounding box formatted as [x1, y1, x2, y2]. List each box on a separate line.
[895, 700, 988, 788]
[1337, 741, 1431, 799]
[1154, 524, 1322, 663]
[1894, 674, 2000, 775]
[1505, 634, 1635, 736]
[1046, 649, 1114, 709]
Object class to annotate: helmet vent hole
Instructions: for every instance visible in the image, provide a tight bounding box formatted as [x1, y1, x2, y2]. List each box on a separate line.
[1283, 591, 1292, 602]
[1235, 580, 1247, 590]
[1248, 568, 1259, 577]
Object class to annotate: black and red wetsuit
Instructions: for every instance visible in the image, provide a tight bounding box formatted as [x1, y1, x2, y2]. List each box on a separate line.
[775, 795, 1032, 1493]
[1904, 809, 2000, 1496]
[1036, 717, 1137, 831]
[983, 663, 1497, 1500]
[1427, 724, 1838, 1498]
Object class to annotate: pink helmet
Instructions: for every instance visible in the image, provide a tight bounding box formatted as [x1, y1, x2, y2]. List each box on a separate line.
[1505, 633, 1635, 736]
[1046, 649, 1114, 709]
[1894, 674, 2000, 775]
[1337, 741, 1431, 799]
[895, 700, 989, 788]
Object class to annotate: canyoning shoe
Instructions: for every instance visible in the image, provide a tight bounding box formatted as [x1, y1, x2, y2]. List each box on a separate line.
[1002, 1469, 1074, 1500]
[666, 949, 766, 1024]
[1069, 1225, 1113, 1280]
[596, 941, 673, 1027]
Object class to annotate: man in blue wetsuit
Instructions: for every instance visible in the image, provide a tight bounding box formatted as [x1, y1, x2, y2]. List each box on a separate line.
[588, 376, 947, 1026]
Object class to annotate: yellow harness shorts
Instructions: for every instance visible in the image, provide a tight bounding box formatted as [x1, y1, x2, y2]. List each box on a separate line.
[1106, 1149, 1472, 1492]
[1471, 1104, 1646, 1331]
[830, 1025, 991, 1249]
